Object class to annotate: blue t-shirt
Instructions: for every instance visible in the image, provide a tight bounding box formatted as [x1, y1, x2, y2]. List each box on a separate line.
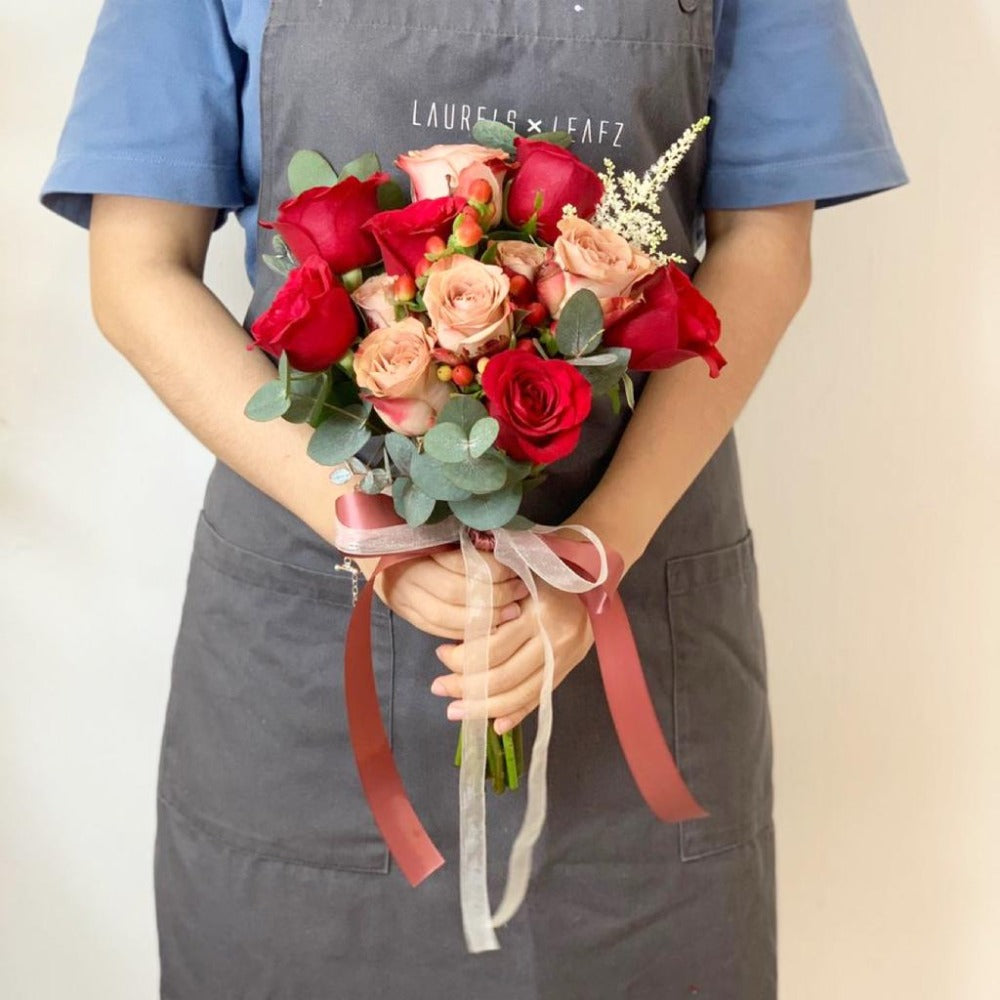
[39, 0, 908, 284]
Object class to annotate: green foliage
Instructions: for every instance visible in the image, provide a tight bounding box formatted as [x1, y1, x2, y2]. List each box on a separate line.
[555, 288, 605, 357]
[392, 477, 436, 526]
[409, 451, 473, 501]
[471, 119, 517, 156]
[306, 405, 371, 465]
[449, 481, 524, 531]
[287, 149, 338, 195]
[339, 151, 381, 182]
[244, 379, 291, 421]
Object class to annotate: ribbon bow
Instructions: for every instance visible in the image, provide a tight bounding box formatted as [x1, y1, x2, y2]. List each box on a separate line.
[334, 492, 707, 953]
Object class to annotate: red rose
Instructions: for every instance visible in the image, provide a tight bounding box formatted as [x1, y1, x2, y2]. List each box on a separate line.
[362, 196, 467, 277]
[504, 137, 604, 243]
[480, 349, 592, 464]
[259, 172, 389, 274]
[602, 263, 726, 377]
[250, 254, 359, 372]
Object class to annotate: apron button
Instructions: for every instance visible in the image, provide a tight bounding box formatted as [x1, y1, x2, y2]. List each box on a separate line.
[678, 0, 701, 11]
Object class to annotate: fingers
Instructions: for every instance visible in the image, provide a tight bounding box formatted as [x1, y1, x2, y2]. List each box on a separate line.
[433, 616, 535, 677]
[429, 548, 521, 583]
[431, 634, 544, 704]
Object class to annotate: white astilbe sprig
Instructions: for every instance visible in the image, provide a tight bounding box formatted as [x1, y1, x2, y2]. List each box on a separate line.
[584, 115, 711, 264]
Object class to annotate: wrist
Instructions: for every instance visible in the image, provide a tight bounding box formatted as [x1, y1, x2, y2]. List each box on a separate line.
[560, 501, 646, 575]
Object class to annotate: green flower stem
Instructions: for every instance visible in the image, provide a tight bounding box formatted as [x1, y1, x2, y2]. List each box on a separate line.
[501, 730, 519, 790]
[487, 726, 506, 794]
[305, 370, 332, 427]
[454, 727, 463, 768]
[513, 722, 524, 778]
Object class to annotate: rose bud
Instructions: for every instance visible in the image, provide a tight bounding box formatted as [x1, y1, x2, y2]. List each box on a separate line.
[351, 273, 398, 330]
[505, 137, 604, 242]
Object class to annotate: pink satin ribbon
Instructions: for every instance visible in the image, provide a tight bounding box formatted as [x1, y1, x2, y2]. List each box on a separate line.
[335, 492, 707, 888]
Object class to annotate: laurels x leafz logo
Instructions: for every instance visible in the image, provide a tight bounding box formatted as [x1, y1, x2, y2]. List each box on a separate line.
[409, 99, 626, 147]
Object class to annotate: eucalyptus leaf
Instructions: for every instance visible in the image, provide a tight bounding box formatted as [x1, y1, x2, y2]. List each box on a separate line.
[569, 352, 620, 367]
[468, 417, 500, 459]
[377, 180, 407, 211]
[449, 482, 524, 531]
[339, 151, 381, 181]
[437, 395, 489, 434]
[471, 119, 517, 155]
[278, 351, 290, 390]
[555, 288, 605, 357]
[423, 421, 470, 464]
[503, 458, 536, 483]
[526, 130, 573, 148]
[359, 468, 393, 494]
[441, 454, 508, 494]
[384, 432, 416, 476]
[392, 477, 436, 527]
[305, 406, 371, 465]
[577, 357, 629, 396]
[622, 372, 636, 409]
[262, 253, 295, 277]
[287, 149, 338, 195]
[410, 451, 473, 501]
[244, 379, 291, 421]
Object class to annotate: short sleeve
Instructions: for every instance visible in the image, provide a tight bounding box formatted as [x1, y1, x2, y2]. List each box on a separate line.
[701, 0, 909, 210]
[39, 0, 247, 232]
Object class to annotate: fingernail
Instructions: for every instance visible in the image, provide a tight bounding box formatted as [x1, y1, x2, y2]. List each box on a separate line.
[447, 701, 465, 720]
[494, 718, 509, 735]
[430, 678, 447, 696]
[435, 644, 451, 662]
[499, 603, 521, 623]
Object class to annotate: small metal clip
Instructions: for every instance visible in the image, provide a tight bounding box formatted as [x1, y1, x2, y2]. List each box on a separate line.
[334, 556, 361, 607]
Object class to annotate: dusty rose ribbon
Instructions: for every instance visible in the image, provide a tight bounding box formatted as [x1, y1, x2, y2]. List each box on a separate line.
[335, 491, 707, 950]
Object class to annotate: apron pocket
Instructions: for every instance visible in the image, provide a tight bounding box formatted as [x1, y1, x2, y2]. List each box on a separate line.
[158, 508, 394, 874]
[666, 530, 774, 861]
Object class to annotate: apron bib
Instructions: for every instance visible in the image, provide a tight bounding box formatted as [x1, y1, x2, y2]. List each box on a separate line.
[153, 1, 777, 995]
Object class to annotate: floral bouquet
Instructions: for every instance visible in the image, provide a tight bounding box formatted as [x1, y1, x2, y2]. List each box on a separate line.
[243, 118, 722, 950]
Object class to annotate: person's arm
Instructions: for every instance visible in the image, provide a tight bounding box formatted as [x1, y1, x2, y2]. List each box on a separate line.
[431, 201, 815, 731]
[572, 200, 814, 567]
[87, 193, 527, 637]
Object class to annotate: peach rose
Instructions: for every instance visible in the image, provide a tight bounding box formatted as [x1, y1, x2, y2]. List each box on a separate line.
[493, 240, 547, 282]
[353, 316, 451, 434]
[423, 254, 513, 359]
[350, 273, 398, 330]
[396, 143, 510, 227]
[536, 216, 656, 318]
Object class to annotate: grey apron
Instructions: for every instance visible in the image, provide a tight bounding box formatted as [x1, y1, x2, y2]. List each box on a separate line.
[153, 1, 776, 996]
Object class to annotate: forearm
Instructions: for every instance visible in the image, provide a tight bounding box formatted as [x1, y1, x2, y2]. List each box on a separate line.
[90, 231, 351, 550]
[570, 203, 815, 570]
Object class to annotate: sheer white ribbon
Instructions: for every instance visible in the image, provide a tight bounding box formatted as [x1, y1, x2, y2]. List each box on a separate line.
[335, 513, 609, 953]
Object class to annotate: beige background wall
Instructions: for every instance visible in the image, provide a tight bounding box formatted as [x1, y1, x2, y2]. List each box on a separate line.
[3, 1, 997, 996]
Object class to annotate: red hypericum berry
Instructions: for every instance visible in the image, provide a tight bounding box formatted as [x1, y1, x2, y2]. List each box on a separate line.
[424, 235, 447, 257]
[508, 274, 531, 302]
[393, 273, 416, 302]
[523, 301, 549, 328]
[451, 364, 475, 387]
[468, 178, 493, 204]
[455, 216, 483, 248]
[515, 337, 538, 352]
[414, 256, 432, 279]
